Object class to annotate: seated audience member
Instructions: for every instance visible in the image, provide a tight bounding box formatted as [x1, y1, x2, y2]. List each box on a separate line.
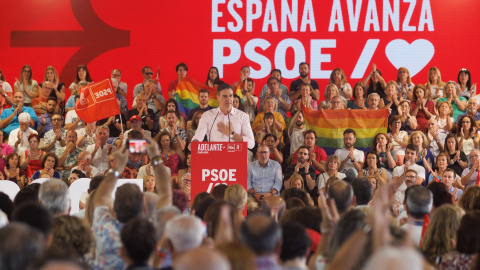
[132, 79, 165, 117]
[457, 96, 480, 124]
[252, 96, 286, 135]
[159, 99, 186, 130]
[120, 217, 157, 270]
[259, 77, 291, 118]
[441, 168, 463, 200]
[104, 153, 134, 179]
[68, 169, 86, 186]
[352, 177, 373, 208]
[71, 151, 101, 178]
[11, 202, 52, 238]
[247, 144, 282, 204]
[31, 152, 61, 180]
[439, 211, 480, 269]
[187, 111, 203, 144]
[56, 130, 83, 180]
[8, 112, 38, 155]
[240, 215, 283, 270]
[320, 84, 339, 110]
[259, 69, 288, 100]
[436, 101, 454, 134]
[31, 81, 56, 116]
[0, 131, 13, 172]
[39, 178, 71, 216]
[358, 151, 388, 186]
[329, 95, 345, 110]
[397, 100, 417, 133]
[122, 115, 151, 147]
[288, 110, 306, 156]
[2, 152, 26, 188]
[347, 82, 368, 109]
[318, 156, 346, 193]
[160, 110, 186, 149]
[428, 152, 462, 186]
[156, 131, 185, 177]
[371, 132, 396, 171]
[187, 89, 212, 121]
[176, 247, 230, 270]
[327, 180, 355, 215]
[19, 133, 44, 177]
[334, 129, 364, 178]
[379, 80, 401, 116]
[0, 223, 45, 270]
[0, 91, 37, 135]
[437, 81, 467, 124]
[401, 185, 433, 246]
[42, 113, 67, 153]
[86, 126, 114, 173]
[177, 153, 191, 182]
[127, 92, 155, 132]
[387, 115, 409, 160]
[367, 92, 380, 110]
[35, 96, 58, 136]
[392, 144, 426, 204]
[461, 149, 480, 190]
[280, 221, 312, 269]
[260, 133, 282, 164]
[283, 146, 316, 196]
[291, 130, 327, 174]
[456, 115, 479, 157]
[426, 117, 446, 158]
[64, 81, 88, 129]
[255, 112, 283, 148]
[444, 133, 468, 176]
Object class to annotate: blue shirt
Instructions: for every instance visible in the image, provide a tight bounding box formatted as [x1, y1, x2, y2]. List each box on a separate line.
[35, 113, 53, 136]
[0, 106, 37, 135]
[456, 112, 480, 123]
[247, 159, 282, 194]
[65, 95, 76, 109]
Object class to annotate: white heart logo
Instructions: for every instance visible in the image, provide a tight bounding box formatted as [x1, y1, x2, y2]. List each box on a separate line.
[385, 39, 435, 77]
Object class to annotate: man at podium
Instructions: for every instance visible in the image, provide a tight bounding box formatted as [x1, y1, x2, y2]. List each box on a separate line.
[191, 83, 255, 149]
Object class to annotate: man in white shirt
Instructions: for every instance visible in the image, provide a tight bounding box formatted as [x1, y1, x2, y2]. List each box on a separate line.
[8, 112, 37, 154]
[334, 129, 364, 178]
[392, 144, 426, 204]
[87, 126, 114, 173]
[71, 151, 101, 178]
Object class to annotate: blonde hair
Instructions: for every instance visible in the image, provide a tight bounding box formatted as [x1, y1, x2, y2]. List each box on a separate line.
[44, 66, 59, 84]
[422, 204, 464, 261]
[408, 131, 429, 148]
[426, 67, 445, 90]
[143, 174, 155, 192]
[262, 96, 278, 112]
[324, 84, 339, 98]
[458, 186, 480, 211]
[224, 184, 248, 211]
[329, 68, 347, 85]
[436, 101, 454, 117]
[287, 173, 305, 191]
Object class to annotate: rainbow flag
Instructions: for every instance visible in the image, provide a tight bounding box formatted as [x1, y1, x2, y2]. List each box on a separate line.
[302, 108, 389, 155]
[175, 77, 218, 116]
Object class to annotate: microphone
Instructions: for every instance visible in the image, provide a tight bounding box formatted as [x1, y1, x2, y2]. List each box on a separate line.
[209, 110, 220, 142]
[227, 110, 231, 142]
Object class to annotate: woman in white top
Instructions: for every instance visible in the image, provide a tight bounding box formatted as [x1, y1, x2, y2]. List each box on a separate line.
[13, 65, 38, 105]
[456, 115, 479, 157]
[387, 115, 409, 153]
[425, 66, 445, 101]
[317, 155, 346, 193]
[68, 65, 93, 95]
[457, 68, 477, 98]
[435, 101, 454, 134]
[326, 68, 352, 101]
[0, 68, 13, 114]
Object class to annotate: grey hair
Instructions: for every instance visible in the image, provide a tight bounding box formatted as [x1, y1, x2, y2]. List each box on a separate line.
[96, 125, 109, 134]
[406, 186, 433, 219]
[39, 179, 70, 215]
[367, 92, 380, 99]
[143, 192, 160, 220]
[165, 215, 204, 253]
[151, 206, 181, 239]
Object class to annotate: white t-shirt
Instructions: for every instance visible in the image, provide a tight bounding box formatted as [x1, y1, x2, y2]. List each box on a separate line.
[334, 148, 365, 171]
[392, 164, 426, 204]
[1, 81, 13, 93]
[289, 127, 306, 156]
[8, 128, 38, 155]
[317, 172, 347, 190]
[86, 144, 115, 173]
[65, 110, 85, 132]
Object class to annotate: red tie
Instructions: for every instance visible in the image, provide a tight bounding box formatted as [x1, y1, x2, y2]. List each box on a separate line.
[476, 170, 480, 186]
[419, 214, 430, 248]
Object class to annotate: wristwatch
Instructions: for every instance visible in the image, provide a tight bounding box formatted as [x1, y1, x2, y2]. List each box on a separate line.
[229, 131, 234, 139]
[106, 168, 121, 178]
[151, 155, 163, 167]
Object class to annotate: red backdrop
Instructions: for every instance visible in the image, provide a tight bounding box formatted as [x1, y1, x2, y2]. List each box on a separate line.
[1, 0, 479, 106]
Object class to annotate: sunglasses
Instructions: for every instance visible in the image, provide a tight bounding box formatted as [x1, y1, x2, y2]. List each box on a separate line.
[145, 72, 153, 75]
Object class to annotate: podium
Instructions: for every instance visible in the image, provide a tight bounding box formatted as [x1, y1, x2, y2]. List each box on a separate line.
[191, 142, 248, 203]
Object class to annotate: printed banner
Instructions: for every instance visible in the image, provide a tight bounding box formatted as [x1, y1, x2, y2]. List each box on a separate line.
[75, 79, 121, 123]
[302, 107, 389, 155]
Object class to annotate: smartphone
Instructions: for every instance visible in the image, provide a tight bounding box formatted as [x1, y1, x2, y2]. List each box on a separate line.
[127, 139, 147, 154]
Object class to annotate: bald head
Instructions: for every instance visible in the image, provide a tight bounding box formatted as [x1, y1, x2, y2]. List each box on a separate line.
[176, 247, 230, 270]
[467, 97, 479, 114]
[261, 196, 286, 220]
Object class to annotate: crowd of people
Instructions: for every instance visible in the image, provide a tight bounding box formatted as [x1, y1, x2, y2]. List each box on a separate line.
[0, 62, 480, 270]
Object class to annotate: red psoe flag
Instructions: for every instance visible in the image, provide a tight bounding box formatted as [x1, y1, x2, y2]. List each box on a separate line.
[75, 79, 120, 123]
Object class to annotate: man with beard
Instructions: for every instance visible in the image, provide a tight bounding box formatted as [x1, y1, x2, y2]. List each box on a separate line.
[289, 62, 320, 101]
[288, 110, 306, 156]
[187, 89, 212, 121]
[36, 96, 58, 136]
[367, 93, 380, 110]
[42, 113, 67, 153]
[291, 130, 327, 174]
[334, 129, 365, 178]
[284, 145, 316, 195]
[161, 110, 186, 150]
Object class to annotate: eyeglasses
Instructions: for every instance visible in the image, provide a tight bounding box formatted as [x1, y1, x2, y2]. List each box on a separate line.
[258, 151, 269, 155]
[112, 74, 121, 77]
[52, 118, 62, 122]
[405, 175, 417, 179]
[43, 86, 53, 91]
[29, 140, 38, 143]
[145, 72, 153, 75]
